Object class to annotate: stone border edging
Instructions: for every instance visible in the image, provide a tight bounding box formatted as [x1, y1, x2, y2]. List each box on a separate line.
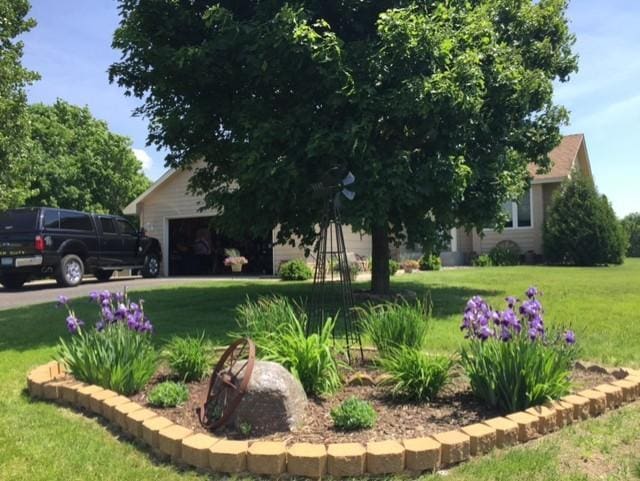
[27, 361, 640, 478]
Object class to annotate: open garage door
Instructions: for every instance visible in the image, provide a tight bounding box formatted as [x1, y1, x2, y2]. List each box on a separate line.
[168, 217, 273, 276]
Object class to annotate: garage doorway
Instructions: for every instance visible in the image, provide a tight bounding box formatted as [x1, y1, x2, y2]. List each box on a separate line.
[168, 217, 273, 276]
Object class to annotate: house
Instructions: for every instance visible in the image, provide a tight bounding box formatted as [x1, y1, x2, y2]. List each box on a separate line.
[123, 134, 592, 276]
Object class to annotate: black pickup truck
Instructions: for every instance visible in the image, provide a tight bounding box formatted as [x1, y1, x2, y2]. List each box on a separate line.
[0, 207, 162, 289]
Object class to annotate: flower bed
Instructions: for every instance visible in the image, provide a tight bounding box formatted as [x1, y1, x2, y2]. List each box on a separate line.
[27, 288, 640, 477]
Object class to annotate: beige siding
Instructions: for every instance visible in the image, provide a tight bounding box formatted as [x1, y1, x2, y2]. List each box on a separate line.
[272, 228, 372, 272]
[138, 168, 214, 276]
[474, 183, 545, 255]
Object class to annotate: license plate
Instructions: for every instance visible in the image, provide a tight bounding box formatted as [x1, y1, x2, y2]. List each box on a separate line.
[1, 257, 13, 267]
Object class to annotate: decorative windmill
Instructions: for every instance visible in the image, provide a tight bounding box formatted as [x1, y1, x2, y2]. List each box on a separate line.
[308, 170, 363, 363]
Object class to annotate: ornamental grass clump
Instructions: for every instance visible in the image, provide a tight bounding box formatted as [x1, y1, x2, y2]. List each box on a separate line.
[379, 347, 453, 402]
[459, 287, 578, 413]
[164, 333, 211, 382]
[56, 290, 157, 395]
[358, 296, 431, 355]
[235, 296, 342, 395]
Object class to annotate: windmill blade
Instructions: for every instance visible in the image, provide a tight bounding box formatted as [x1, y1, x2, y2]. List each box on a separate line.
[342, 171, 355, 186]
[342, 188, 356, 201]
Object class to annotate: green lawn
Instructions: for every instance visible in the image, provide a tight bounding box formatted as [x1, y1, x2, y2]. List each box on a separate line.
[1, 260, 640, 480]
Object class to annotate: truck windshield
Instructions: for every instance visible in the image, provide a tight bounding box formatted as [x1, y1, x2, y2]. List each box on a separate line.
[0, 209, 39, 232]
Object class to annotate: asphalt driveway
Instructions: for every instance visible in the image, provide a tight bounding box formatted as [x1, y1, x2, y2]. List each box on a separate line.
[0, 275, 274, 310]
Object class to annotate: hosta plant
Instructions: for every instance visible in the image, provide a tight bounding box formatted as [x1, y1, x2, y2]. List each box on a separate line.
[459, 287, 578, 413]
[56, 290, 157, 395]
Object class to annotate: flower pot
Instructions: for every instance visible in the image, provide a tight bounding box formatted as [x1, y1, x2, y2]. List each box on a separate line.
[231, 264, 242, 273]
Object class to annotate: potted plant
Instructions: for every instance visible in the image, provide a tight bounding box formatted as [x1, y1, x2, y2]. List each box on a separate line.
[402, 259, 420, 273]
[224, 248, 248, 273]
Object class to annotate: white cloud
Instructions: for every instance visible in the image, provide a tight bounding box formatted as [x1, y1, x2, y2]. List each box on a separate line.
[132, 148, 153, 173]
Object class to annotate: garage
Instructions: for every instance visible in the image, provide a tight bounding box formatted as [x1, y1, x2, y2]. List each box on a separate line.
[167, 216, 273, 276]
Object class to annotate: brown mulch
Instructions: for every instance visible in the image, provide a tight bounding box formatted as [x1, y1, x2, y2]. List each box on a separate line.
[128, 365, 615, 444]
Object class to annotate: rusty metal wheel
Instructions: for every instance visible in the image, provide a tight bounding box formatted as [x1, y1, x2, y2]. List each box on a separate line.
[197, 338, 255, 431]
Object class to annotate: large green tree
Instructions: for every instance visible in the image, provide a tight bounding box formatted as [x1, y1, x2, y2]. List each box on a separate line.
[622, 213, 640, 258]
[110, 0, 577, 293]
[0, 0, 39, 210]
[23, 100, 151, 214]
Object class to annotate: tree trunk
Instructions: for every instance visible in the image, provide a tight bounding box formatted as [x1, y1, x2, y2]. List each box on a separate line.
[371, 223, 390, 294]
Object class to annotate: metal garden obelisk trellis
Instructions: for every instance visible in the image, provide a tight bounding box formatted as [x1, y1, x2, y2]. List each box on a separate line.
[308, 171, 363, 363]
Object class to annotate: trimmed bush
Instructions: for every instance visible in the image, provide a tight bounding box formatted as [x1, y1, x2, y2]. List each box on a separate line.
[402, 259, 420, 272]
[489, 244, 520, 266]
[279, 259, 313, 281]
[164, 333, 211, 382]
[419, 253, 442, 271]
[389, 259, 400, 276]
[358, 297, 431, 355]
[331, 397, 377, 431]
[622, 213, 640, 257]
[148, 381, 189, 407]
[379, 347, 452, 401]
[544, 175, 626, 265]
[471, 254, 493, 267]
[460, 288, 578, 412]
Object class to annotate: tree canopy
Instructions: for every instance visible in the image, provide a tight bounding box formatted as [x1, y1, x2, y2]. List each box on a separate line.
[0, 0, 39, 210]
[544, 175, 626, 266]
[110, 0, 577, 292]
[23, 100, 151, 214]
[622, 213, 640, 258]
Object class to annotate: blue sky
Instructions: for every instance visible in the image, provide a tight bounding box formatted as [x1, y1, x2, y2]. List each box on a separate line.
[21, 1, 640, 217]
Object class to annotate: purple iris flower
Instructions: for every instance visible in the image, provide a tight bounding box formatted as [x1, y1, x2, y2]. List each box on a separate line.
[114, 303, 128, 320]
[565, 330, 576, 345]
[500, 326, 512, 342]
[55, 295, 69, 308]
[526, 286, 539, 299]
[528, 327, 540, 340]
[95, 320, 105, 332]
[505, 296, 518, 308]
[115, 291, 125, 303]
[66, 315, 84, 334]
[130, 302, 139, 312]
[89, 291, 99, 303]
[101, 306, 115, 323]
[477, 325, 493, 340]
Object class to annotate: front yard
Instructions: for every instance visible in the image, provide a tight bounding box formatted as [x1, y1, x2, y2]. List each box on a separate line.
[2, 260, 640, 480]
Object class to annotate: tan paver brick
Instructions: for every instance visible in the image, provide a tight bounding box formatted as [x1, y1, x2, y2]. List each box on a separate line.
[142, 416, 174, 448]
[209, 440, 248, 473]
[577, 389, 607, 416]
[544, 400, 574, 429]
[525, 405, 557, 434]
[506, 412, 540, 442]
[89, 389, 118, 416]
[483, 417, 519, 448]
[432, 431, 470, 467]
[76, 385, 104, 410]
[58, 381, 85, 405]
[102, 395, 130, 422]
[461, 423, 497, 455]
[287, 443, 327, 478]
[561, 394, 591, 420]
[181, 433, 219, 469]
[126, 408, 158, 438]
[366, 440, 405, 474]
[327, 443, 366, 477]
[594, 384, 623, 409]
[158, 425, 193, 459]
[247, 441, 287, 475]
[611, 379, 637, 402]
[114, 402, 143, 430]
[403, 437, 441, 471]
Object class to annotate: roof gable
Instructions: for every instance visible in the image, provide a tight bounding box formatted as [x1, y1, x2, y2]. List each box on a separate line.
[529, 134, 587, 182]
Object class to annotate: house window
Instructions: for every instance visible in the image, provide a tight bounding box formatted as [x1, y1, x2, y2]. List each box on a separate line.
[500, 189, 532, 229]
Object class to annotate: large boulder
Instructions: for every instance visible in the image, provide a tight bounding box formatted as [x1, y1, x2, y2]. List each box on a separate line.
[231, 360, 307, 434]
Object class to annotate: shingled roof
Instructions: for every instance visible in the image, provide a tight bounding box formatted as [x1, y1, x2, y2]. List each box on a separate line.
[529, 134, 585, 181]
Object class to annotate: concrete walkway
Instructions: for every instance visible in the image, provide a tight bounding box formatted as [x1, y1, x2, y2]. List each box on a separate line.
[0, 275, 275, 311]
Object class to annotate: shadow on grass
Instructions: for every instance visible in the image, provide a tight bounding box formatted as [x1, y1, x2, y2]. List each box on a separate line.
[0, 280, 499, 353]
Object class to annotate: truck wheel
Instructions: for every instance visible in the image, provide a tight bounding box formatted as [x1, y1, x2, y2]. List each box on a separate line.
[141, 253, 160, 278]
[94, 269, 113, 282]
[56, 254, 84, 287]
[0, 274, 27, 290]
